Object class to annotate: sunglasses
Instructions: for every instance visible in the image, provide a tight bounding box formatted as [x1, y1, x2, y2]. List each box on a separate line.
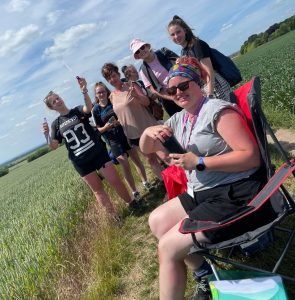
[166, 80, 193, 96]
[135, 44, 146, 55]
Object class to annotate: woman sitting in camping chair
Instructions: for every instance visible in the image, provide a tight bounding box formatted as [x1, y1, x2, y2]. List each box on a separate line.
[139, 56, 270, 300]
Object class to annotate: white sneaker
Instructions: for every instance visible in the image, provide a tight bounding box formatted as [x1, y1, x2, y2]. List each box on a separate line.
[143, 181, 153, 191]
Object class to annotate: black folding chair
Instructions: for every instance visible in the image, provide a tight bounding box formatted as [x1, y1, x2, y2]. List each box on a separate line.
[179, 77, 295, 282]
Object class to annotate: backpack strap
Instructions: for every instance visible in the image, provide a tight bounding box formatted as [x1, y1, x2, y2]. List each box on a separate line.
[140, 62, 162, 92]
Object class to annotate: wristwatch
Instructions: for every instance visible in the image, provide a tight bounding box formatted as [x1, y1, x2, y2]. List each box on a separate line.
[196, 156, 206, 171]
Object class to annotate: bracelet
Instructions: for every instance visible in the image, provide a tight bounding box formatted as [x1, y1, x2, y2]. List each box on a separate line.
[82, 89, 88, 94]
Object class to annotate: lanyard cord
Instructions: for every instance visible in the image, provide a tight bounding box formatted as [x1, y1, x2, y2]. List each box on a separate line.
[181, 97, 206, 149]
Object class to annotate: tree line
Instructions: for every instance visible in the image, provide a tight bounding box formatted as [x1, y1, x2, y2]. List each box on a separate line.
[240, 14, 295, 54]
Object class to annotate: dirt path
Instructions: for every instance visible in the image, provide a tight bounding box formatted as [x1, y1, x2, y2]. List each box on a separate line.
[268, 128, 295, 156]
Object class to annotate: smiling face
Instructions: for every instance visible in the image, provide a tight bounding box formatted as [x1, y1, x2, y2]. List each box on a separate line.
[45, 92, 65, 110]
[95, 86, 108, 104]
[168, 24, 187, 46]
[106, 71, 121, 88]
[168, 76, 202, 112]
[135, 43, 151, 60]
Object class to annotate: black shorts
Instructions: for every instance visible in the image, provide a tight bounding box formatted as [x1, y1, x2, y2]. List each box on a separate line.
[179, 169, 273, 242]
[129, 137, 140, 147]
[72, 149, 111, 177]
[110, 136, 131, 158]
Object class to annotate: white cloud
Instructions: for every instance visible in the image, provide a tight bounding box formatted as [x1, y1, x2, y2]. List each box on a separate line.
[220, 23, 233, 32]
[6, 0, 30, 12]
[0, 95, 13, 106]
[0, 24, 39, 57]
[25, 114, 37, 120]
[46, 10, 64, 26]
[15, 121, 27, 127]
[0, 134, 9, 140]
[28, 102, 42, 109]
[43, 23, 101, 58]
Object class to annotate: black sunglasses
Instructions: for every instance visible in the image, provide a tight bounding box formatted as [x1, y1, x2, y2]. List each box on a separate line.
[166, 80, 194, 96]
[135, 44, 146, 55]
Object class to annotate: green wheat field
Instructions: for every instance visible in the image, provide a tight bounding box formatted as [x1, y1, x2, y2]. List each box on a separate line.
[0, 30, 295, 299]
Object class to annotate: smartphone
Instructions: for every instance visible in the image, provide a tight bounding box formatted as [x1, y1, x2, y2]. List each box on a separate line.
[108, 116, 116, 124]
[161, 135, 186, 154]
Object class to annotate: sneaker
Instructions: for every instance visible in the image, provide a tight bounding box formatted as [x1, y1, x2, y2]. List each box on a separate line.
[189, 277, 211, 300]
[143, 181, 153, 191]
[128, 199, 141, 212]
[132, 191, 141, 201]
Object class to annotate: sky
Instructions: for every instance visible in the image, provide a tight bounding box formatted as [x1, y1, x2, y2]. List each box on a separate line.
[0, 0, 295, 165]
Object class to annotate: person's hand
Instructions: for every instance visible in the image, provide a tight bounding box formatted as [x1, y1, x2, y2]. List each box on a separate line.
[77, 77, 88, 94]
[112, 120, 121, 127]
[169, 152, 198, 171]
[104, 122, 114, 131]
[144, 125, 173, 143]
[42, 121, 49, 135]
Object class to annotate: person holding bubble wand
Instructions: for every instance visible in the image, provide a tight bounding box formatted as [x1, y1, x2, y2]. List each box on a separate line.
[42, 76, 134, 220]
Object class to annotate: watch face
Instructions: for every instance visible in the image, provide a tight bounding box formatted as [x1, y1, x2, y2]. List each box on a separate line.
[196, 163, 205, 171]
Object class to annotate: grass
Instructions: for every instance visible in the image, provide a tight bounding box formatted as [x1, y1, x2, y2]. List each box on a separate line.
[1, 31, 295, 299]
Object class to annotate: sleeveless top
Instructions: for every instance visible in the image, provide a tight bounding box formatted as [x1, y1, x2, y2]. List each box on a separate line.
[110, 90, 157, 139]
[165, 98, 257, 192]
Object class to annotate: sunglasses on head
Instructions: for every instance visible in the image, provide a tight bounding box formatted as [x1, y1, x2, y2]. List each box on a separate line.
[166, 80, 194, 96]
[135, 44, 146, 55]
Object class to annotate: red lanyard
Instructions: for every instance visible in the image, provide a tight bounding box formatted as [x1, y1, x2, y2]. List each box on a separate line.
[181, 97, 206, 149]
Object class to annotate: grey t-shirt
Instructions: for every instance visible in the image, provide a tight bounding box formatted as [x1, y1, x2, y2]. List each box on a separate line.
[165, 98, 257, 193]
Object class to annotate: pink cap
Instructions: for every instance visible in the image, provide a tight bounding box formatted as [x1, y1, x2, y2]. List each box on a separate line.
[130, 38, 150, 59]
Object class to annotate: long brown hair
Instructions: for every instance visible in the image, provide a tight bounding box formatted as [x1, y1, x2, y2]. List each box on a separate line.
[93, 82, 111, 104]
[168, 15, 197, 49]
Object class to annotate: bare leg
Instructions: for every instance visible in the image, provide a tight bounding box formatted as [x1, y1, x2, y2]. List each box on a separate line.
[82, 171, 116, 215]
[158, 222, 208, 300]
[149, 196, 187, 239]
[100, 161, 132, 204]
[116, 153, 137, 192]
[128, 147, 148, 183]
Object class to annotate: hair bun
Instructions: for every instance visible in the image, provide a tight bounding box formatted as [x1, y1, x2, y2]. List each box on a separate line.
[173, 15, 181, 20]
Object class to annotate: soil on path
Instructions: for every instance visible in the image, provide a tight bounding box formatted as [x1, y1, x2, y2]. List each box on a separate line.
[268, 128, 295, 156]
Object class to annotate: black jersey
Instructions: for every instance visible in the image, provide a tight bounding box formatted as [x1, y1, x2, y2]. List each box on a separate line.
[51, 106, 105, 162]
[92, 101, 126, 146]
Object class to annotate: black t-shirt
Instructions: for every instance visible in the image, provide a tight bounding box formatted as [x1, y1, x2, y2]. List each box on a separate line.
[92, 101, 127, 146]
[181, 39, 211, 61]
[51, 106, 105, 162]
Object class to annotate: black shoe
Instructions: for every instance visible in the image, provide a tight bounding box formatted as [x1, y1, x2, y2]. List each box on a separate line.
[128, 200, 141, 212]
[189, 277, 211, 300]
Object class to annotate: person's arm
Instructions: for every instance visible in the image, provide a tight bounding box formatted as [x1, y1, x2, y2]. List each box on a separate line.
[129, 82, 150, 106]
[77, 77, 93, 113]
[200, 57, 215, 96]
[169, 109, 261, 172]
[91, 107, 114, 134]
[42, 122, 59, 150]
[140, 124, 173, 154]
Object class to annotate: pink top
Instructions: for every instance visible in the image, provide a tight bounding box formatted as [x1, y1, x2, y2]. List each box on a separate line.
[110, 90, 157, 139]
[139, 55, 169, 88]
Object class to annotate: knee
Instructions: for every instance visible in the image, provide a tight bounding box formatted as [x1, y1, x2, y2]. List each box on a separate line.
[158, 234, 178, 263]
[149, 210, 166, 239]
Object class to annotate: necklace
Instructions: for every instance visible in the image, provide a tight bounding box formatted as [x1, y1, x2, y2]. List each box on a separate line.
[181, 97, 206, 149]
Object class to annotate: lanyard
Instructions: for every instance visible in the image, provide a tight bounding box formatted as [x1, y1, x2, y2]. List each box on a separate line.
[181, 97, 206, 149]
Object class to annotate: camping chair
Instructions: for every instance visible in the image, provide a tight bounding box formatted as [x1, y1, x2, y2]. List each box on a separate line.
[179, 76, 295, 282]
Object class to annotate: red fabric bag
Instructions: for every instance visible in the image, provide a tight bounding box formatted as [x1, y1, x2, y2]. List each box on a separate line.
[161, 165, 187, 200]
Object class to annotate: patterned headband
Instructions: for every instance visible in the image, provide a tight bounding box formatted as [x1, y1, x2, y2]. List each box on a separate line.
[168, 64, 201, 85]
